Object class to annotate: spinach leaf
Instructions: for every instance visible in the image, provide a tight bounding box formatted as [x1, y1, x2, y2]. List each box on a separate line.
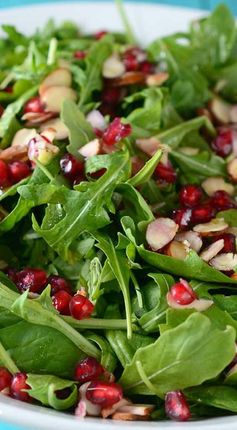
[85, 332, 117, 372]
[185, 385, 237, 413]
[119, 313, 235, 396]
[0, 340, 19, 373]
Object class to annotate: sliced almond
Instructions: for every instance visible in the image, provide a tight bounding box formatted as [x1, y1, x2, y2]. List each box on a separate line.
[230, 106, 237, 124]
[11, 128, 37, 148]
[227, 227, 237, 236]
[40, 118, 69, 140]
[146, 72, 169, 87]
[175, 231, 203, 253]
[101, 399, 131, 419]
[202, 176, 235, 196]
[112, 412, 148, 421]
[209, 97, 231, 124]
[135, 137, 162, 156]
[117, 404, 155, 416]
[40, 127, 57, 143]
[102, 55, 125, 79]
[79, 139, 101, 158]
[179, 147, 199, 156]
[0, 145, 28, 162]
[146, 217, 178, 251]
[200, 239, 224, 262]
[39, 68, 72, 96]
[22, 111, 55, 124]
[108, 71, 145, 87]
[41, 86, 77, 113]
[193, 218, 228, 236]
[165, 240, 189, 260]
[167, 292, 213, 311]
[227, 158, 237, 183]
[86, 110, 106, 131]
[210, 253, 237, 271]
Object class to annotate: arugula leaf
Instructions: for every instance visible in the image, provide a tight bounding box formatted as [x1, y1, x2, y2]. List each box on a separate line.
[127, 149, 162, 187]
[61, 100, 94, 158]
[170, 149, 227, 178]
[119, 313, 235, 396]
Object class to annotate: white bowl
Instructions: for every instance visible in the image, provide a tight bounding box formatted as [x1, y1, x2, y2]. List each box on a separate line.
[0, 2, 236, 429]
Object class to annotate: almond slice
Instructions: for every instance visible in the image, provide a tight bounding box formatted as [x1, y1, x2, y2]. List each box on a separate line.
[40, 118, 69, 140]
[209, 97, 231, 124]
[102, 55, 125, 79]
[179, 147, 199, 156]
[11, 128, 37, 148]
[86, 110, 106, 131]
[135, 137, 162, 156]
[39, 68, 72, 96]
[101, 399, 131, 419]
[165, 240, 189, 260]
[108, 71, 145, 87]
[202, 176, 234, 196]
[210, 253, 237, 271]
[112, 412, 148, 421]
[117, 404, 155, 416]
[22, 112, 55, 124]
[193, 218, 228, 236]
[167, 293, 213, 311]
[175, 231, 203, 253]
[200, 239, 224, 262]
[0, 145, 28, 162]
[230, 106, 237, 124]
[41, 86, 77, 113]
[79, 139, 101, 158]
[146, 217, 179, 251]
[227, 158, 237, 183]
[146, 72, 169, 87]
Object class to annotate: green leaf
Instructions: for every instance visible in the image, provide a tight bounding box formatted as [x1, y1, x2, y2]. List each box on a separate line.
[186, 385, 237, 413]
[61, 100, 94, 158]
[33, 150, 131, 260]
[171, 149, 227, 178]
[119, 313, 235, 396]
[86, 332, 117, 372]
[217, 209, 237, 227]
[27, 374, 77, 410]
[0, 340, 19, 374]
[127, 149, 162, 187]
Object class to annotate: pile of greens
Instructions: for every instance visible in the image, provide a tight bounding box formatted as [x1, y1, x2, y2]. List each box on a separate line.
[0, 2, 237, 421]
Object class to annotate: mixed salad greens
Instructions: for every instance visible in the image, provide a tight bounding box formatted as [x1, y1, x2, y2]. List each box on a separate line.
[1, 1, 237, 422]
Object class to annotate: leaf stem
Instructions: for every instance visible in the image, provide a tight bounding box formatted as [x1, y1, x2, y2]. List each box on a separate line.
[136, 360, 157, 395]
[47, 38, 58, 65]
[62, 316, 127, 330]
[115, 0, 136, 45]
[0, 341, 19, 374]
[33, 158, 54, 182]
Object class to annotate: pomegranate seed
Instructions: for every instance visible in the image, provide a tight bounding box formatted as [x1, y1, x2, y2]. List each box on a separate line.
[170, 279, 197, 305]
[8, 161, 31, 184]
[48, 275, 72, 295]
[95, 30, 108, 40]
[74, 50, 86, 59]
[5, 87, 13, 93]
[155, 162, 177, 184]
[179, 185, 202, 208]
[0, 160, 11, 188]
[23, 96, 45, 114]
[69, 294, 94, 320]
[60, 153, 84, 182]
[123, 52, 139, 71]
[102, 118, 132, 145]
[0, 368, 12, 391]
[10, 372, 31, 403]
[86, 381, 123, 408]
[191, 204, 216, 224]
[139, 60, 155, 74]
[165, 391, 191, 421]
[75, 357, 104, 383]
[53, 290, 72, 315]
[15, 268, 47, 293]
[172, 208, 192, 229]
[211, 128, 232, 158]
[210, 233, 236, 254]
[210, 190, 235, 212]
[102, 87, 124, 105]
[5, 267, 18, 284]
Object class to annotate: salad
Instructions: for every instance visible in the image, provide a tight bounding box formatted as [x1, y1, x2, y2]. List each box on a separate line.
[1, 1, 237, 423]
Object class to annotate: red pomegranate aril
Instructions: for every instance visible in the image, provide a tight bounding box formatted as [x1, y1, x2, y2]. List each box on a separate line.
[170, 279, 197, 305]
[69, 294, 94, 320]
[0, 160, 11, 188]
[75, 357, 104, 384]
[10, 372, 31, 403]
[210, 190, 235, 212]
[74, 50, 86, 60]
[23, 96, 45, 114]
[0, 368, 12, 391]
[172, 208, 192, 229]
[123, 52, 139, 72]
[165, 391, 191, 421]
[86, 381, 123, 408]
[211, 233, 236, 254]
[139, 60, 155, 74]
[155, 162, 177, 184]
[95, 30, 108, 40]
[102, 87, 124, 105]
[48, 274, 72, 295]
[102, 118, 132, 146]
[211, 128, 232, 158]
[16, 268, 47, 293]
[191, 204, 216, 224]
[60, 153, 84, 182]
[53, 290, 72, 315]
[179, 184, 202, 208]
[8, 161, 31, 184]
